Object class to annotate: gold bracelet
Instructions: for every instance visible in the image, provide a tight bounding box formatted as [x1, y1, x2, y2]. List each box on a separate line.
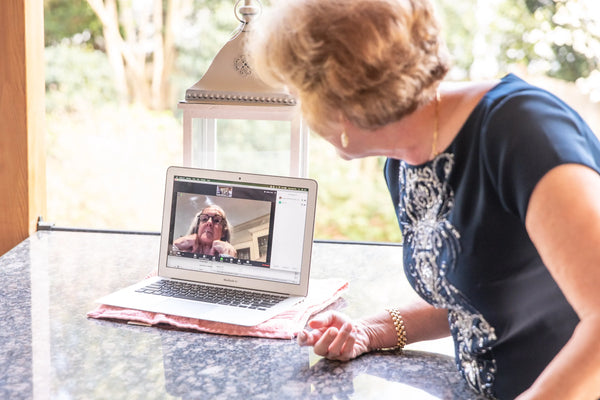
[385, 308, 407, 351]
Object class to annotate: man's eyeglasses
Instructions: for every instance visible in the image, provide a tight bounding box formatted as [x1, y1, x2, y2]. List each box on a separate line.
[198, 214, 224, 224]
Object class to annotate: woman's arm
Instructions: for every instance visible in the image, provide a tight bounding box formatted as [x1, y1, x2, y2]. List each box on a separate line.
[298, 297, 450, 361]
[521, 164, 600, 399]
[211, 240, 237, 257]
[173, 234, 197, 251]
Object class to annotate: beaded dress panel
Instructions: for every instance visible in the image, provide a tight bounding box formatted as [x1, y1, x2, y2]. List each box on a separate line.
[398, 153, 497, 398]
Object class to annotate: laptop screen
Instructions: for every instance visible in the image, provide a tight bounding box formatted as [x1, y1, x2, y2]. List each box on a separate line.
[165, 174, 310, 285]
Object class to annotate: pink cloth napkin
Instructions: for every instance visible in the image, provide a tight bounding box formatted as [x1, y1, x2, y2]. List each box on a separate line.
[87, 278, 348, 339]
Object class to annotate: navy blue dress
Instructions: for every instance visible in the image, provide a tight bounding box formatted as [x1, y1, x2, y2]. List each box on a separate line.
[384, 74, 600, 399]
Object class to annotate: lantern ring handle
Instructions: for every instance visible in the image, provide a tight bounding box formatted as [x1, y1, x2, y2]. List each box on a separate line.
[234, 0, 263, 24]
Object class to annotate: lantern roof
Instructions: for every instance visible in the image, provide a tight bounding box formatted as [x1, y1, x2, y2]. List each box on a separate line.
[184, 0, 296, 106]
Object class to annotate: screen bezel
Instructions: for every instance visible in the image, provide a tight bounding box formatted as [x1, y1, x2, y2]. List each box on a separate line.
[157, 166, 317, 296]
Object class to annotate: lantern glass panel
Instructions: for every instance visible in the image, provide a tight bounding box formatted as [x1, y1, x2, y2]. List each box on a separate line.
[189, 118, 292, 176]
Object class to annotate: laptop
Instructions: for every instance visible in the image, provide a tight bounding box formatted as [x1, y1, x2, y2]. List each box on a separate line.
[96, 166, 318, 326]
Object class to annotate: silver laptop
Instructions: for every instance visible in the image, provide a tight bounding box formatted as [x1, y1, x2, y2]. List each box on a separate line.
[97, 166, 318, 326]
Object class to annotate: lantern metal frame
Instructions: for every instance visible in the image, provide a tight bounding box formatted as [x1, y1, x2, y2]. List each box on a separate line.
[178, 0, 309, 177]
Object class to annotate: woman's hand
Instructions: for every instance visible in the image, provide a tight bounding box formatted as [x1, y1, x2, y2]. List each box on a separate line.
[173, 234, 197, 251]
[297, 311, 373, 361]
[211, 240, 237, 257]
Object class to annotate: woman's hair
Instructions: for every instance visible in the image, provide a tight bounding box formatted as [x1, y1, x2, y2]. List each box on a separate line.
[247, 0, 450, 133]
[187, 205, 232, 242]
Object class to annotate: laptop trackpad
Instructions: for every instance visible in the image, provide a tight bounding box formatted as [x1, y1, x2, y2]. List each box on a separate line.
[155, 299, 216, 319]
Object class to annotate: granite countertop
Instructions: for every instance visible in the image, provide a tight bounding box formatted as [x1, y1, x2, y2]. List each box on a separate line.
[0, 230, 484, 399]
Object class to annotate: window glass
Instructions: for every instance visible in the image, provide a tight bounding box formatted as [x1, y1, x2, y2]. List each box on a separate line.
[43, 0, 600, 242]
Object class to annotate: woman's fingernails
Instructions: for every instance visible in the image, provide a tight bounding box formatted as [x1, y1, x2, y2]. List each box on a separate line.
[297, 330, 307, 344]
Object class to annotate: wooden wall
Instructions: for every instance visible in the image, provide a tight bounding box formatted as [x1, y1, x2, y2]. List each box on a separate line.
[0, 0, 46, 256]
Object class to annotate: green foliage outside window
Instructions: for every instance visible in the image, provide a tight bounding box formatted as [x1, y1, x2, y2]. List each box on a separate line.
[43, 0, 599, 242]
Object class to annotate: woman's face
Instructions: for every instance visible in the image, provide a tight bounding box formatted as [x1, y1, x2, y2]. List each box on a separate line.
[197, 206, 225, 245]
[316, 120, 374, 161]
[306, 118, 357, 160]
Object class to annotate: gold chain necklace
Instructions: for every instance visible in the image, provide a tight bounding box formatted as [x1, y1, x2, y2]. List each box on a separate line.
[431, 90, 441, 159]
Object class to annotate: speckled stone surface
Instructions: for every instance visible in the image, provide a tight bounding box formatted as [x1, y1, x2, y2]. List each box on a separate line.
[0, 231, 485, 399]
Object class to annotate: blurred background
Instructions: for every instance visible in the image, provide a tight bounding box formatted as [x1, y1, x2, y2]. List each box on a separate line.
[43, 0, 600, 242]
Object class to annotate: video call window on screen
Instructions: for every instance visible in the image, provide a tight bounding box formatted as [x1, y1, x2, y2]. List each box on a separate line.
[168, 178, 277, 269]
[236, 235, 268, 260]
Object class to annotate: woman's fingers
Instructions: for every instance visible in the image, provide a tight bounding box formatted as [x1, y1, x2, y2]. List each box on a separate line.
[308, 311, 346, 330]
[297, 329, 320, 346]
[306, 323, 356, 360]
[325, 322, 355, 360]
[298, 312, 362, 361]
[313, 327, 339, 356]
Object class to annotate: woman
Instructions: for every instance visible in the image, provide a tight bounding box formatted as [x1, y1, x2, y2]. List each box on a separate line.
[247, 0, 600, 399]
[173, 205, 237, 257]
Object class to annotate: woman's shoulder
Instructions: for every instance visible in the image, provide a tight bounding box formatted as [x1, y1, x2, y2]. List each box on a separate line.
[450, 74, 590, 153]
[442, 74, 571, 135]
[477, 74, 574, 120]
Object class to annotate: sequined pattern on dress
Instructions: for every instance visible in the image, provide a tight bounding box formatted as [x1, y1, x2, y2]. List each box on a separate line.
[398, 153, 498, 398]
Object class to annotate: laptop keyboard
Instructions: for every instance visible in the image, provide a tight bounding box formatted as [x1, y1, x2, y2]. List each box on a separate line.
[136, 280, 287, 311]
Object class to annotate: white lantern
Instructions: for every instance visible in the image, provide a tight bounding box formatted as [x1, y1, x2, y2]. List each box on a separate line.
[178, 0, 309, 177]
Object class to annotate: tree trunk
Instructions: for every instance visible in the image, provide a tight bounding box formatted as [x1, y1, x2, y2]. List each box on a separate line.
[85, 0, 176, 110]
[87, 0, 129, 103]
[151, 0, 164, 110]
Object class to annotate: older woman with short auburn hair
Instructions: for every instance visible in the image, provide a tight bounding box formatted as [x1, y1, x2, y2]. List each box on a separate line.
[247, 0, 600, 399]
[247, 0, 449, 134]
